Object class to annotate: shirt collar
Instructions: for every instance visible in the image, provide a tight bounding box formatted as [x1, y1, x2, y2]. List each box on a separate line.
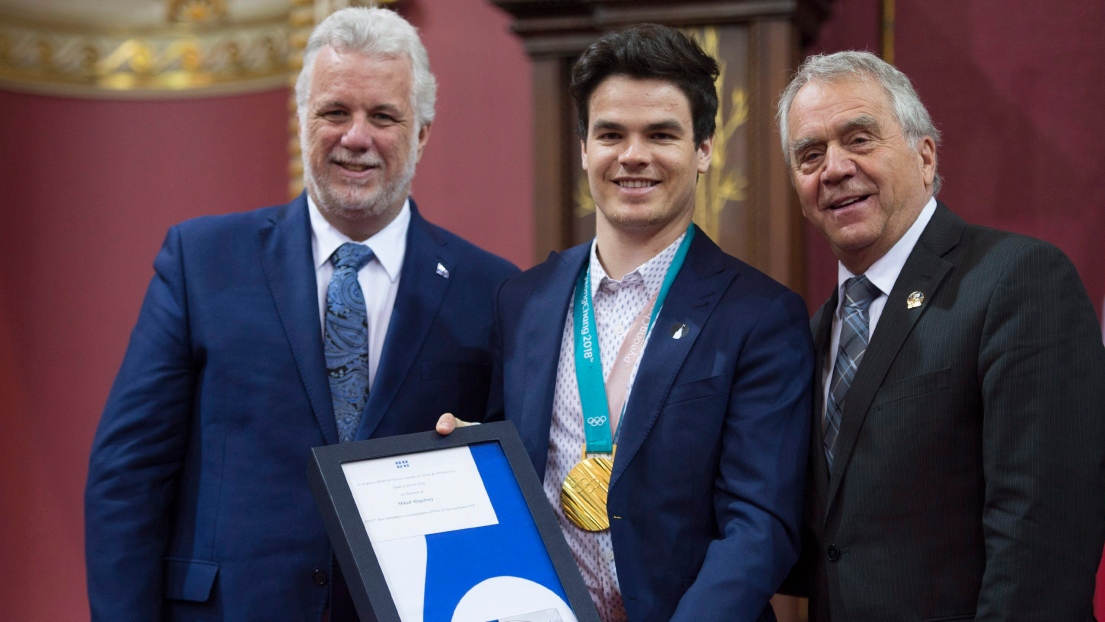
[588, 230, 686, 297]
[308, 195, 410, 282]
[836, 196, 937, 316]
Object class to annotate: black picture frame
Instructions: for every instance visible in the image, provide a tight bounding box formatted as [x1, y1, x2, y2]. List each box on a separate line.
[308, 421, 600, 622]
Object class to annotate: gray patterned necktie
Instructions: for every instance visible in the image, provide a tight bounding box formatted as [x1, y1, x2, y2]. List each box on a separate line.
[824, 275, 882, 471]
[324, 243, 374, 443]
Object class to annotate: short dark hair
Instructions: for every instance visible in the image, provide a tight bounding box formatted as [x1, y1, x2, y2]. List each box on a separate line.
[569, 24, 720, 145]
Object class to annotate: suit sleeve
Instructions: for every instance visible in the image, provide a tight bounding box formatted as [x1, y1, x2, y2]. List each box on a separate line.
[671, 289, 814, 621]
[84, 227, 196, 621]
[976, 241, 1105, 620]
[778, 312, 830, 600]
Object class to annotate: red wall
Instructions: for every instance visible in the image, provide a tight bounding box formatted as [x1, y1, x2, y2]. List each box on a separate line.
[405, 0, 534, 269]
[0, 88, 290, 620]
[0, 1, 532, 619]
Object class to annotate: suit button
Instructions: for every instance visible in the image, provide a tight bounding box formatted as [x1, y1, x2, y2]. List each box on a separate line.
[826, 544, 840, 562]
[313, 569, 329, 586]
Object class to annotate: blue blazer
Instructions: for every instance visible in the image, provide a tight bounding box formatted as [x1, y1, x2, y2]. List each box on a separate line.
[85, 195, 518, 621]
[488, 229, 813, 622]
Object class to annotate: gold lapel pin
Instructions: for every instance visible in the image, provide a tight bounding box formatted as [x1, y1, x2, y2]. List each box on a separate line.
[906, 291, 924, 309]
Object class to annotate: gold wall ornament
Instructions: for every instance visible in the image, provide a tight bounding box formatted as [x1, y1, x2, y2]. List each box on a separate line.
[574, 176, 595, 219]
[167, 0, 230, 24]
[689, 27, 748, 242]
[881, 0, 895, 65]
[286, 0, 313, 199]
[0, 11, 290, 97]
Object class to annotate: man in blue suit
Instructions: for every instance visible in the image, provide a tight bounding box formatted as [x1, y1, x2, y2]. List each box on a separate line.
[85, 8, 516, 621]
[441, 25, 812, 621]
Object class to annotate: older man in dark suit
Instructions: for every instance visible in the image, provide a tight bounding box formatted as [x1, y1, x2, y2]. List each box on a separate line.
[778, 51, 1105, 621]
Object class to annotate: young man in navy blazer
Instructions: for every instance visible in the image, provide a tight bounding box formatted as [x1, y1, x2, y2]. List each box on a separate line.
[85, 8, 516, 621]
[442, 25, 813, 622]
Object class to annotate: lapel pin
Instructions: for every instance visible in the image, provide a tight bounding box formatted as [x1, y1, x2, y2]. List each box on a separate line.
[906, 291, 924, 309]
[670, 323, 687, 339]
[435, 263, 450, 279]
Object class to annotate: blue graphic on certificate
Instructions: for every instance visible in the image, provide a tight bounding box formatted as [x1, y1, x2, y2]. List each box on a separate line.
[342, 443, 578, 622]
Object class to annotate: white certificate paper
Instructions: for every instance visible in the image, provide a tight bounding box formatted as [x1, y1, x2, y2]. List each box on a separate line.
[341, 446, 498, 543]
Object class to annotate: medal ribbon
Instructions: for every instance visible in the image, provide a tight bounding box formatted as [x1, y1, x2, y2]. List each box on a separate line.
[572, 224, 695, 455]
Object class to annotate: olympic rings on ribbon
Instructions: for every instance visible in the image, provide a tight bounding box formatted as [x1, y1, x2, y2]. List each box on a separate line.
[586, 416, 608, 427]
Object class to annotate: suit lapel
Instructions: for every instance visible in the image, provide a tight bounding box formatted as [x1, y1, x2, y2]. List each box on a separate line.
[360, 201, 453, 439]
[825, 204, 964, 510]
[520, 245, 589, 481]
[257, 194, 338, 444]
[611, 230, 736, 489]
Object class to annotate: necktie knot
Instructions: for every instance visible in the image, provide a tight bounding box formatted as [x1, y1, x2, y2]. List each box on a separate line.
[843, 275, 881, 311]
[331, 243, 373, 271]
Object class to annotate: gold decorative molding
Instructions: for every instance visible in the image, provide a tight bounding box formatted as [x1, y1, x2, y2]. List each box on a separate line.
[0, 10, 289, 97]
[574, 177, 594, 219]
[287, 0, 313, 198]
[168, 0, 230, 24]
[880, 0, 894, 65]
[690, 26, 747, 242]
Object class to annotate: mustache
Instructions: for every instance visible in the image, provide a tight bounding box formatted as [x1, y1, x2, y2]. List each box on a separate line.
[328, 148, 383, 168]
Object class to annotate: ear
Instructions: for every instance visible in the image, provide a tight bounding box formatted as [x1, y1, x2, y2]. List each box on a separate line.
[580, 138, 589, 171]
[917, 135, 936, 188]
[696, 135, 714, 174]
[415, 122, 432, 160]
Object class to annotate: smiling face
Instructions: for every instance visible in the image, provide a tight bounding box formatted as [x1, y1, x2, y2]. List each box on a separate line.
[582, 76, 712, 241]
[786, 77, 935, 273]
[302, 46, 430, 240]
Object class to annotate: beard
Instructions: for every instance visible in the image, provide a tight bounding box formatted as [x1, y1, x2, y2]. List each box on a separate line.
[302, 130, 419, 226]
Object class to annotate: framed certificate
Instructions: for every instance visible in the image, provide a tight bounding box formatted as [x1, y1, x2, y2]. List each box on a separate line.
[308, 421, 600, 622]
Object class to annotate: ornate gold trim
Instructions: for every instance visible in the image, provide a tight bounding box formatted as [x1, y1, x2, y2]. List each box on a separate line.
[881, 0, 895, 65]
[0, 10, 288, 97]
[287, 0, 313, 198]
[168, 0, 230, 24]
[691, 27, 747, 243]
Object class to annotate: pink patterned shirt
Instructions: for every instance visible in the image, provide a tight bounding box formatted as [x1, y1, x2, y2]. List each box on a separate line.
[542, 234, 683, 621]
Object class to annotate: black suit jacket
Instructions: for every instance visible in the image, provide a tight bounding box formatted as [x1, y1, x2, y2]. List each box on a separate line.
[786, 202, 1105, 621]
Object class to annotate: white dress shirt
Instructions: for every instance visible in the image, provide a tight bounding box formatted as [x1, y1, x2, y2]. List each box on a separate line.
[543, 233, 685, 622]
[823, 196, 937, 414]
[308, 196, 409, 389]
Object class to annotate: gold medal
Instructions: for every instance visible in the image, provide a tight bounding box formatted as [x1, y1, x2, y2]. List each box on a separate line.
[561, 448, 614, 532]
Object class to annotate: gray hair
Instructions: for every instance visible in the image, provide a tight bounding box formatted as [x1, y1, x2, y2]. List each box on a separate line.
[777, 51, 942, 194]
[294, 7, 436, 129]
